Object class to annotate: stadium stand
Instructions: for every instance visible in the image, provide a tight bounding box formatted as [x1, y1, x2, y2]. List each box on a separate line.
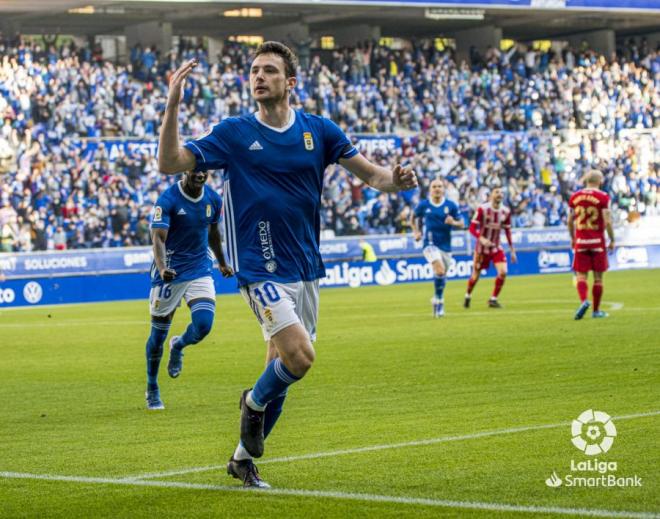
[0, 34, 658, 250]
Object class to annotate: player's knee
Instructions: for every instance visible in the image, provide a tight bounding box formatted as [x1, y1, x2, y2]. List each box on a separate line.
[192, 309, 214, 341]
[498, 272, 507, 280]
[148, 321, 169, 350]
[290, 343, 315, 377]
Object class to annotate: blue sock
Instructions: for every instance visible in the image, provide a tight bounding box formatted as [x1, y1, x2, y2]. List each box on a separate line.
[264, 390, 287, 439]
[174, 300, 215, 351]
[251, 358, 300, 408]
[434, 275, 446, 300]
[146, 321, 170, 390]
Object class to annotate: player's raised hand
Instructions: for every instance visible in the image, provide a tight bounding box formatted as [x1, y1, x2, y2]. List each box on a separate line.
[393, 163, 418, 191]
[160, 268, 177, 282]
[166, 58, 198, 107]
[219, 263, 234, 278]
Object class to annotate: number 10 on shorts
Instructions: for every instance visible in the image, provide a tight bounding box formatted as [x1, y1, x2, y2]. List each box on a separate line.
[253, 282, 280, 307]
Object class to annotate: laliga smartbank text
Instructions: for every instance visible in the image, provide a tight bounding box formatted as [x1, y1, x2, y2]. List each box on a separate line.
[561, 459, 642, 488]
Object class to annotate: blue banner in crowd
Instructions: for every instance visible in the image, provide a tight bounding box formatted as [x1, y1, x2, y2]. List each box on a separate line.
[2, 245, 659, 307]
[352, 135, 402, 155]
[78, 136, 404, 162]
[80, 139, 159, 161]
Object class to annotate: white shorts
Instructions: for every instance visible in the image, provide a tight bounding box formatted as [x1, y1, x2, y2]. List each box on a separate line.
[149, 276, 215, 317]
[241, 280, 320, 342]
[423, 246, 453, 272]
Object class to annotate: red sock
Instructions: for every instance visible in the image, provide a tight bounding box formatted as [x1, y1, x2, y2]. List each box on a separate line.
[577, 279, 588, 302]
[466, 277, 477, 295]
[492, 275, 505, 299]
[592, 282, 603, 311]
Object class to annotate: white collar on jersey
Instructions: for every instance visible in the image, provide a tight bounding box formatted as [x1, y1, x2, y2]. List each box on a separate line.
[429, 197, 446, 208]
[177, 180, 205, 203]
[254, 108, 296, 133]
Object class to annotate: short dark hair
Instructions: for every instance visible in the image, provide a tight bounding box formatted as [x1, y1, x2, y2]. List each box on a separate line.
[254, 41, 298, 78]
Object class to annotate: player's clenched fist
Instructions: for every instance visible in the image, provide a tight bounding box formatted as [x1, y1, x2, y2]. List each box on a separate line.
[166, 58, 198, 107]
[393, 163, 418, 191]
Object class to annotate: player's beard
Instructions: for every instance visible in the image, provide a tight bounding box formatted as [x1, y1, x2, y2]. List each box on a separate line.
[255, 85, 289, 108]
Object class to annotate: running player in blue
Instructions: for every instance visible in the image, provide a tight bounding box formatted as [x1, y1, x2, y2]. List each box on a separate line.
[145, 169, 233, 410]
[412, 178, 464, 318]
[158, 42, 417, 488]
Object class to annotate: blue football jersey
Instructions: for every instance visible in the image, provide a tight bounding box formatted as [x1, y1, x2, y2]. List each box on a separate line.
[149, 181, 222, 286]
[414, 198, 460, 252]
[184, 109, 358, 286]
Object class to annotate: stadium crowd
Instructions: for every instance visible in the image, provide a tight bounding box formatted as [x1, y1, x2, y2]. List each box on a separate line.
[0, 33, 658, 250]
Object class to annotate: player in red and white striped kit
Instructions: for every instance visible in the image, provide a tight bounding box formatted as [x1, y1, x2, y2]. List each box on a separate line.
[567, 169, 615, 319]
[464, 187, 517, 309]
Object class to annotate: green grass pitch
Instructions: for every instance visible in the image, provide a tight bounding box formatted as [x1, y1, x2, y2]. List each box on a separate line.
[1, 270, 658, 518]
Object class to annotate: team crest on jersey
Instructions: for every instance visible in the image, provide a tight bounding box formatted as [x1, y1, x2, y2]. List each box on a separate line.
[303, 132, 314, 151]
[153, 206, 162, 222]
[206, 204, 212, 218]
[444, 207, 449, 214]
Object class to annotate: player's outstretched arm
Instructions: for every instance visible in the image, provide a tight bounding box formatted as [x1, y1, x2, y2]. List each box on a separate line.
[339, 153, 417, 193]
[151, 228, 176, 282]
[208, 224, 234, 278]
[158, 59, 197, 174]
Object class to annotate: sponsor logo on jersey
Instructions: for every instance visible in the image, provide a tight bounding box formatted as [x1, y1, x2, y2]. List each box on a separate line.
[258, 221, 275, 261]
[303, 132, 314, 151]
[206, 204, 212, 218]
[265, 260, 277, 273]
[153, 206, 163, 222]
[249, 140, 263, 151]
[177, 208, 187, 215]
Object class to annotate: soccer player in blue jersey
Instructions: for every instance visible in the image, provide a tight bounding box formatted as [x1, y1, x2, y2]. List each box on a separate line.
[158, 42, 417, 488]
[412, 178, 464, 318]
[145, 169, 233, 410]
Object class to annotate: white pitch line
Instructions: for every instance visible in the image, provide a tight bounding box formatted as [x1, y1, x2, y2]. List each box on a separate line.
[0, 471, 657, 518]
[1, 301, 651, 328]
[125, 410, 660, 481]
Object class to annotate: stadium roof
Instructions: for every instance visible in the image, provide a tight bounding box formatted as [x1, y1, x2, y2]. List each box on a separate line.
[1, 1, 659, 41]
